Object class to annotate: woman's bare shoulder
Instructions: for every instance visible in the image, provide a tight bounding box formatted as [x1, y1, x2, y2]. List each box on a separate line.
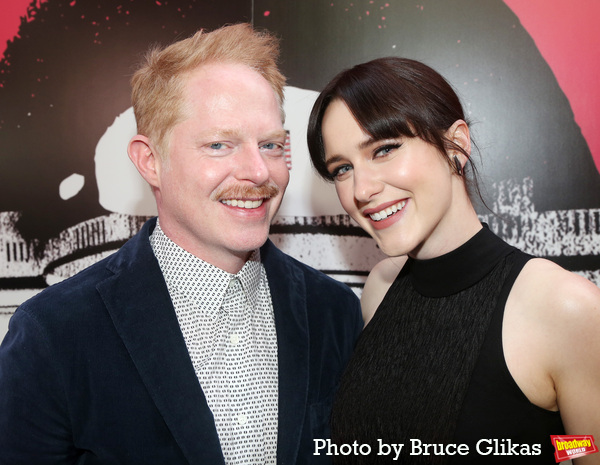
[515, 258, 600, 313]
[511, 258, 600, 436]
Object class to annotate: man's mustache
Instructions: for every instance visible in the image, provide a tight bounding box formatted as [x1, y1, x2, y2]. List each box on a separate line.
[212, 183, 280, 201]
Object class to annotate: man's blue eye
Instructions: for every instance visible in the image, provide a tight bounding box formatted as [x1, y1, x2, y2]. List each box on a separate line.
[210, 142, 223, 150]
[262, 142, 283, 151]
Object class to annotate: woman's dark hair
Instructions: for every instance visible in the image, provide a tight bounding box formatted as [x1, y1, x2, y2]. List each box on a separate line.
[307, 57, 483, 201]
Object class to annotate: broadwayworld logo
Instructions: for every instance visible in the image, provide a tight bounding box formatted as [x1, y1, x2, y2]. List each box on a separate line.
[551, 435, 598, 462]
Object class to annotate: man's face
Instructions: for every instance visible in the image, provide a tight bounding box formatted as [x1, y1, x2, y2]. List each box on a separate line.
[153, 63, 289, 273]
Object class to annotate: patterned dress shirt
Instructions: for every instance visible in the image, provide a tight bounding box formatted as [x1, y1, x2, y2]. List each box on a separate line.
[150, 221, 278, 464]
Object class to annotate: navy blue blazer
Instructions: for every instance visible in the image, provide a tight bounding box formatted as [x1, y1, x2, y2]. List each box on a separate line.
[0, 218, 362, 465]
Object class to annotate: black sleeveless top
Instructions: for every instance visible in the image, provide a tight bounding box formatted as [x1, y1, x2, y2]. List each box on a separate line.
[331, 227, 564, 464]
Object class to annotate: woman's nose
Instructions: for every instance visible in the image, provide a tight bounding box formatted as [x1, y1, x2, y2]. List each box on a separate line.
[353, 164, 383, 203]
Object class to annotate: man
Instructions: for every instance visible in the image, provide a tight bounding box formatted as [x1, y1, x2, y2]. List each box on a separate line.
[0, 24, 362, 464]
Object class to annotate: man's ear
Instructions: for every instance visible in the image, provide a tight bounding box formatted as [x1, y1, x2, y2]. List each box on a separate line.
[446, 119, 471, 156]
[128, 135, 161, 189]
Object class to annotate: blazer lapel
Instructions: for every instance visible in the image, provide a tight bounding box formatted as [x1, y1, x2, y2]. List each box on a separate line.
[261, 240, 310, 465]
[97, 221, 225, 465]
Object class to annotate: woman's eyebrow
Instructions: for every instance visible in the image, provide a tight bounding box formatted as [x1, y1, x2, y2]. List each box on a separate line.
[324, 154, 345, 170]
[358, 136, 379, 151]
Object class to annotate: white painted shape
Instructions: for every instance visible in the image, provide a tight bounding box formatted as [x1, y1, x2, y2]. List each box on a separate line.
[94, 107, 158, 216]
[59, 173, 85, 200]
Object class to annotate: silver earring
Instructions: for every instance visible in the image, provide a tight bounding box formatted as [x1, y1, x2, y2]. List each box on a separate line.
[453, 155, 463, 176]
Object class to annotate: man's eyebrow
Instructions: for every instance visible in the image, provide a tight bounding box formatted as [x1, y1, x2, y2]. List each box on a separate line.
[264, 129, 287, 141]
[208, 129, 287, 140]
[209, 128, 243, 140]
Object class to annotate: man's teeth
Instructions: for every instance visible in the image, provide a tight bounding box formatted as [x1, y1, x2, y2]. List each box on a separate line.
[369, 200, 407, 221]
[221, 199, 264, 209]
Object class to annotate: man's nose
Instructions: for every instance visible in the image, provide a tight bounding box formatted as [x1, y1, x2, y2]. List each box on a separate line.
[234, 145, 271, 185]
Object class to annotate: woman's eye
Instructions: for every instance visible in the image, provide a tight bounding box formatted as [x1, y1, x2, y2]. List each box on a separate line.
[331, 164, 352, 180]
[374, 143, 401, 158]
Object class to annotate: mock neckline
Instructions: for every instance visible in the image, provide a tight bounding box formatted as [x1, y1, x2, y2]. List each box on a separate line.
[407, 225, 515, 297]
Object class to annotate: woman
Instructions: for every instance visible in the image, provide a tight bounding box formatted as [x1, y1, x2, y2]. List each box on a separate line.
[307, 57, 600, 463]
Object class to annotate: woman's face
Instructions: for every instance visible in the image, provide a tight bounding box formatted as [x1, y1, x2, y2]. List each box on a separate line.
[321, 99, 462, 259]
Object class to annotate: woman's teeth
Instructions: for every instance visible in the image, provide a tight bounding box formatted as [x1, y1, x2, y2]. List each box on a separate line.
[221, 199, 264, 209]
[369, 200, 407, 221]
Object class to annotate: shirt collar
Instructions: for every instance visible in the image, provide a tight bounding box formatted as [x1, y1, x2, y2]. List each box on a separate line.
[236, 250, 263, 309]
[149, 220, 263, 312]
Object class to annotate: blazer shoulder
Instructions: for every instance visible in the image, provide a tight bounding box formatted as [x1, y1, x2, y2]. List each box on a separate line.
[21, 253, 114, 311]
[17, 219, 158, 325]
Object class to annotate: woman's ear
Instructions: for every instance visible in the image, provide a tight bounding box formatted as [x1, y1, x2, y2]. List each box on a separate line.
[446, 120, 471, 175]
[127, 135, 161, 189]
[447, 119, 471, 156]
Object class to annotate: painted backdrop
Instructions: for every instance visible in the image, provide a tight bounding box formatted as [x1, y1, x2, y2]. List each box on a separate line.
[1, 0, 599, 338]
